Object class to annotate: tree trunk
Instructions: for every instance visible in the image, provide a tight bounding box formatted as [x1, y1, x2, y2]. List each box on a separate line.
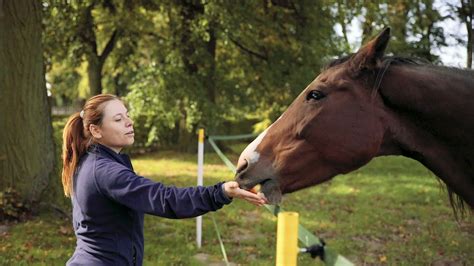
[78, 3, 120, 96]
[175, 101, 195, 153]
[87, 55, 103, 96]
[86, 29, 120, 96]
[0, 0, 55, 202]
[171, 1, 214, 151]
[206, 25, 217, 104]
[460, 0, 473, 68]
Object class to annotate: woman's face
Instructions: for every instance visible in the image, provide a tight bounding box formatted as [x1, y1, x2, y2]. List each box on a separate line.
[90, 99, 134, 153]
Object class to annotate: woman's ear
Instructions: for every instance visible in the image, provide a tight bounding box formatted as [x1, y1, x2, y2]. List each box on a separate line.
[89, 124, 102, 139]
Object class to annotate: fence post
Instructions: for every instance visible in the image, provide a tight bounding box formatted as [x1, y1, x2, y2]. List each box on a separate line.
[276, 212, 299, 266]
[196, 128, 205, 248]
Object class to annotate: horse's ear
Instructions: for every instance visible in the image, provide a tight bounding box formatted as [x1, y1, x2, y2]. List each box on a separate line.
[350, 27, 391, 73]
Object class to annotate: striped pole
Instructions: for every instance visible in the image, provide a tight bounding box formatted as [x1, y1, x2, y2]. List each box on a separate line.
[276, 212, 299, 266]
[196, 128, 205, 248]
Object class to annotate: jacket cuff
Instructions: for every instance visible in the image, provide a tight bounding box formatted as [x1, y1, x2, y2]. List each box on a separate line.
[219, 182, 233, 204]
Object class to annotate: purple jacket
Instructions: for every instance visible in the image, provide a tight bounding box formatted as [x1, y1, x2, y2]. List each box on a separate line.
[67, 144, 232, 265]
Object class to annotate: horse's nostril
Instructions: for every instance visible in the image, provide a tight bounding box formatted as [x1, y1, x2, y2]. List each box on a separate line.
[236, 159, 249, 176]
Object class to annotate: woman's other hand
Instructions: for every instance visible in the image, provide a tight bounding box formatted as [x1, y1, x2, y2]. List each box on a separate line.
[223, 181, 268, 206]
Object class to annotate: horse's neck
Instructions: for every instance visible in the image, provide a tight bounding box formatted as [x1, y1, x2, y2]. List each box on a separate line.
[380, 65, 474, 143]
[378, 65, 474, 207]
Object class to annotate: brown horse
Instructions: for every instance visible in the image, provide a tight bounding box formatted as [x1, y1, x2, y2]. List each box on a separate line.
[235, 28, 474, 215]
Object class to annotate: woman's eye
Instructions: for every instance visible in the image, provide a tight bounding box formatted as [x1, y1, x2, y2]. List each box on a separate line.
[115, 119, 122, 122]
[306, 90, 326, 101]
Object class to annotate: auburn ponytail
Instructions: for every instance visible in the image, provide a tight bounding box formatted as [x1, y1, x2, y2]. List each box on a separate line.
[61, 94, 120, 197]
[61, 113, 89, 197]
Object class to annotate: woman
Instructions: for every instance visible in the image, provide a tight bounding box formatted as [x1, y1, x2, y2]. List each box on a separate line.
[61, 94, 266, 265]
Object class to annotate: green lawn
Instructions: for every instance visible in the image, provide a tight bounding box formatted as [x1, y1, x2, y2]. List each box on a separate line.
[0, 147, 472, 265]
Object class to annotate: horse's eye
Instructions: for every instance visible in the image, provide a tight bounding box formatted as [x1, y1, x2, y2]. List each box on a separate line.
[306, 90, 326, 101]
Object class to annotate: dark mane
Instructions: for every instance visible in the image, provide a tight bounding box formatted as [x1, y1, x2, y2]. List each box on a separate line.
[324, 54, 428, 71]
[325, 54, 474, 76]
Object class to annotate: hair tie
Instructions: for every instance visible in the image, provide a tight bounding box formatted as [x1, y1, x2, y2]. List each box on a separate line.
[80, 110, 84, 118]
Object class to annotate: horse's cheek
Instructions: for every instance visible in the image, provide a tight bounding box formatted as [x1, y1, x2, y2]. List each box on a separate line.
[356, 116, 385, 157]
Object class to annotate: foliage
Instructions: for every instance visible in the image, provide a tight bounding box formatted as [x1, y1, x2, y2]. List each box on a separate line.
[331, 0, 447, 62]
[43, 1, 458, 150]
[0, 148, 472, 264]
[0, 188, 31, 222]
[446, 0, 473, 68]
[117, 1, 339, 150]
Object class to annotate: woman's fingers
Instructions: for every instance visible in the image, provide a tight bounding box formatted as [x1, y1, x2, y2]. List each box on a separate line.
[237, 188, 260, 198]
[236, 188, 268, 205]
[240, 195, 262, 204]
[223, 181, 268, 205]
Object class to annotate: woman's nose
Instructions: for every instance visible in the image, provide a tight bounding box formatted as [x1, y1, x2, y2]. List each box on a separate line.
[126, 117, 133, 127]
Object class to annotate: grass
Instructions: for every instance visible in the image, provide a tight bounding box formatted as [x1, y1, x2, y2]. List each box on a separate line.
[0, 144, 473, 265]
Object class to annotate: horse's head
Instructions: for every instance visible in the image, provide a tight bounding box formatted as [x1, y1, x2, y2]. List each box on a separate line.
[236, 28, 392, 204]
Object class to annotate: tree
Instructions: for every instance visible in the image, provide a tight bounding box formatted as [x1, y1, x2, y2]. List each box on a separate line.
[0, 0, 55, 203]
[124, 0, 338, 150]
[43, 1, 458, 152]
[332, 0, 363, 52]
[77, 1, 121, 96]
[358, 0, 446, 63]
[43, 0, 125, 97]
[457, 0, 473, 68]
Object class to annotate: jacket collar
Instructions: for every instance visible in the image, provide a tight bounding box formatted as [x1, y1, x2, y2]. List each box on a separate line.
[89, 143, 134, 170]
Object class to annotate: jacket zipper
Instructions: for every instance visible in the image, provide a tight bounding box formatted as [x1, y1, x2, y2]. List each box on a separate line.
[132, 245, 137, 266]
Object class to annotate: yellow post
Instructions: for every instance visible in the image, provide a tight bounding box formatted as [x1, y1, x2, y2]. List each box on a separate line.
[276, 212, 299, 266]
[198, 128, 205, 144]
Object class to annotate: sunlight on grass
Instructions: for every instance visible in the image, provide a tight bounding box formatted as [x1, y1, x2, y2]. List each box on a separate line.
[326, 184, 360, 195]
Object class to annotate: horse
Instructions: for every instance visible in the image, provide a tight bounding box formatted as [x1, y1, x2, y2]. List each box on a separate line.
[235, 27, 474, 216]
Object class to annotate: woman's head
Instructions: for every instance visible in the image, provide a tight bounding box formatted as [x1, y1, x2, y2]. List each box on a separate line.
[87, 98, 135, 152]
[61, 94, 134, 197]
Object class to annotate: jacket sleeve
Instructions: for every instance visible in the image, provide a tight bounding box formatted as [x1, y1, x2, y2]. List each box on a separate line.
[94, 160, 232, 219]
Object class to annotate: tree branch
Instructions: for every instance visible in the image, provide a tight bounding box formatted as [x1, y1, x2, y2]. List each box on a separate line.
[228, 36, 268, 61]
[99, 29, 120, 65]
[78, 3, 98, 56]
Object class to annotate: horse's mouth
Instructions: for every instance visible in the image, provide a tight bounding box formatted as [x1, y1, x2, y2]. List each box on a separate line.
[241, 178, 282, 205]
[239, 177, 269, 190]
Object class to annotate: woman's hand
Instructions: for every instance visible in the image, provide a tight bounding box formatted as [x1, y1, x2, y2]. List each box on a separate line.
[223, 181, 268, 206]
